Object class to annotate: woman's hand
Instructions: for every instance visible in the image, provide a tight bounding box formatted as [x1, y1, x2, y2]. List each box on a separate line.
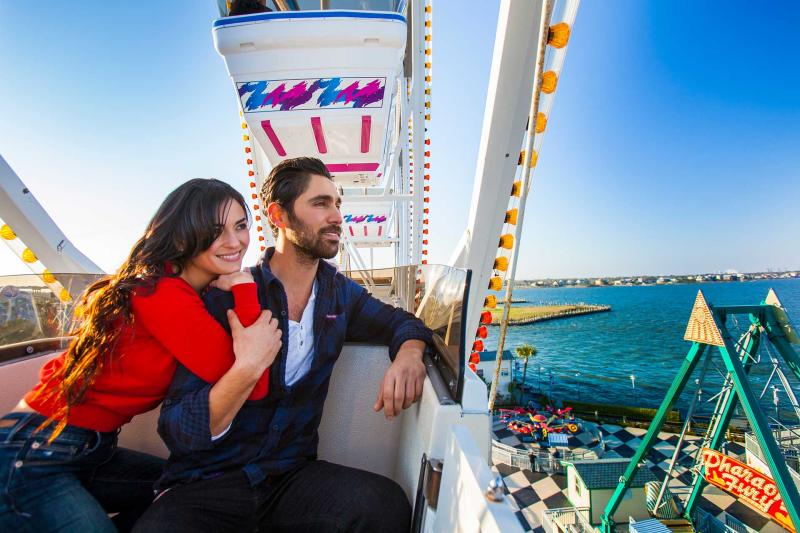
[210, 271, 254, 292]
[208, 310, 282, 436]
[228, 309, 282, 377]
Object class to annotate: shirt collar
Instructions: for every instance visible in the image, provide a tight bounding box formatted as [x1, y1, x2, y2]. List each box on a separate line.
[256, 246, 337, 287]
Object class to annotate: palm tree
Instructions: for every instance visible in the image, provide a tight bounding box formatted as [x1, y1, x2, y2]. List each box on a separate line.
[515, 343, 537, 401]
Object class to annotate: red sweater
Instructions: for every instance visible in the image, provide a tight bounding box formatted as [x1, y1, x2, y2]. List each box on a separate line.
[25, 277, 268, 432]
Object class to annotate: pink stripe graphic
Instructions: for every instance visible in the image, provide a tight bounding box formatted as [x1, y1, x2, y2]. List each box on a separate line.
[378, 226, 383, 236]
[360, 116, 371, 153]
[349, 226, 355, 236]
[363, 226, 368, 236]
[310, 117, 327, 154]
[326, 163, 380, 173]
[261, 120, 286, 156]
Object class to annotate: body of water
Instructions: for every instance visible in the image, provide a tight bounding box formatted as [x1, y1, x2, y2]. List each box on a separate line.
[484, 278, 800, 415]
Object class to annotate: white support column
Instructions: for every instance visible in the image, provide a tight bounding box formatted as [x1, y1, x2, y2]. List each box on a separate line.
[453, 0, 547, 351]
[409, 0, 427, 265]
[398, 110, 410, 265]
[0, 154, 102, 274]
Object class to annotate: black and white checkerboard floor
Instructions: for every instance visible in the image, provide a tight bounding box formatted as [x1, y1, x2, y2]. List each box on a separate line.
[491, 421, 761, 532]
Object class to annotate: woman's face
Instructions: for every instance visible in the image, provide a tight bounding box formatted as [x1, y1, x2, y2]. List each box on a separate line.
[186, 200, 250, 277]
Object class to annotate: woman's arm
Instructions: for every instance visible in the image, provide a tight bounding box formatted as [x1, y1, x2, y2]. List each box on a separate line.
[130, 276, 270, 399]
[207, 310, 281, 435]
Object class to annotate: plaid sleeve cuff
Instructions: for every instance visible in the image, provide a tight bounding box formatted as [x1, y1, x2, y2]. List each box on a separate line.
[388, 322, 434, 361]
[158, 383, 215, 452]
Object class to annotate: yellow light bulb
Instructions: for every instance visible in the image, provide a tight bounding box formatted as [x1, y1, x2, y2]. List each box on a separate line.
[505, 208, 518, 225]
[547, 22, 571, 49]
[22, 248, 37, 263]
[41, 270, 56, 284]
[0, 224, 16, 240]
[535, 113, 547, 133]
[542, 70, 558, 94]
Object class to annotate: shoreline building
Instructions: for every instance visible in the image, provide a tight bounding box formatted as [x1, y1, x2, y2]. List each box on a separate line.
[476, 350, 513, 400]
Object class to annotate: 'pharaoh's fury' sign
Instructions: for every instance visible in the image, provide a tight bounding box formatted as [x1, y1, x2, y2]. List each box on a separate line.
[702, 448, 795, 532]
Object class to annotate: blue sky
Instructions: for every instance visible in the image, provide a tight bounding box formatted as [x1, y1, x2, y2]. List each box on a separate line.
[0, 1, 798, 278]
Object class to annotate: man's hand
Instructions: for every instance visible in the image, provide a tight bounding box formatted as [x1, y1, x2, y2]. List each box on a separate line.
[374, 340, 426, 419]
[210, 271, 254, 292]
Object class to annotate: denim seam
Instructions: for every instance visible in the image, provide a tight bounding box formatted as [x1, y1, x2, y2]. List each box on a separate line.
[83, 432, 117, 487]
[2, 417, 36, 518]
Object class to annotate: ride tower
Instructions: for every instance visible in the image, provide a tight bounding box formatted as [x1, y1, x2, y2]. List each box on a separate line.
[212, 0, 430, 282]
[600, 289, 800, 533]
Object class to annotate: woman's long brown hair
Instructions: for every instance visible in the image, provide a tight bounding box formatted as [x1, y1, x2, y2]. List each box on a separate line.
[32, 178, 249, 439]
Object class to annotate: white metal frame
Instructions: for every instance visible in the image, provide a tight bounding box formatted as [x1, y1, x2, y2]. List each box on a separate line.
[449, 0, 549, 354]
[0, 155, 102, 275]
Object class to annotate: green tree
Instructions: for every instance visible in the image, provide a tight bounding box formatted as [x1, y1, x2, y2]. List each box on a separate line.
[515, 343, 537, 401]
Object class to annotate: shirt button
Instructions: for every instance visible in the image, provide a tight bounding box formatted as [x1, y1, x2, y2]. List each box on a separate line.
[14, 460, 23, 468]
[281, 311, 286, 316]
[271, 425, 279, 431]
[31, 442, 40, 449]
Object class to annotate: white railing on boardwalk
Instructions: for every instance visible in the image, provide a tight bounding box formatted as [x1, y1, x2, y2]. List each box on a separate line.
[692, 507, 758, 533]
[541, 507, 593, 533]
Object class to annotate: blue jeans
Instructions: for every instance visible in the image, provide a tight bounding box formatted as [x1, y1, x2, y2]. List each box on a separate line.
[0, 412, 164, 532]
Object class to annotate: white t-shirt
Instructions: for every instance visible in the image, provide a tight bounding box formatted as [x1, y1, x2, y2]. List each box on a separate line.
[285, 280, 316, 386]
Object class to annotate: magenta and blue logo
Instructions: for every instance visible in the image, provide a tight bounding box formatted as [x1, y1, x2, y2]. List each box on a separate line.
[238, 77, 385, 112]
[343, 214, 387, 224]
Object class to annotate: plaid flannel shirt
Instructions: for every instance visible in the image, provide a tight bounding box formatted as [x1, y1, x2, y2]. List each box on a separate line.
[155, 249, 433, 489]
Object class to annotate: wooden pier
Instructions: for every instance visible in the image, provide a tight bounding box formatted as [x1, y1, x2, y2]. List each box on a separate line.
[488, 303, 610, 326]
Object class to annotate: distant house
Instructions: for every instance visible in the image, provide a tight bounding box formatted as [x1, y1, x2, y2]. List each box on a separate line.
[475, 350, 513, 398]
[562, 459, 657, 526]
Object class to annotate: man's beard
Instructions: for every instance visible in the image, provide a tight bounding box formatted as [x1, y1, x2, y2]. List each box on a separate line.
[285, 211, 340, 261]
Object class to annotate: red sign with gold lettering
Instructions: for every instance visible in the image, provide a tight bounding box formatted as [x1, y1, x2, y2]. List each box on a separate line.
[702, 448, 795, 532]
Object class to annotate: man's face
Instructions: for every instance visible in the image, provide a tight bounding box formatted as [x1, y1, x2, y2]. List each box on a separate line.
[283, 175, 343, 260]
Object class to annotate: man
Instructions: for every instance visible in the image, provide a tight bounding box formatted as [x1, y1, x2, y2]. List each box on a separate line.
[135, 157, 432, 532]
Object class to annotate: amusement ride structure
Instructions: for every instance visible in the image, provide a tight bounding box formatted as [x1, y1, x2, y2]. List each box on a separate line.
[600, 290, 800, 532]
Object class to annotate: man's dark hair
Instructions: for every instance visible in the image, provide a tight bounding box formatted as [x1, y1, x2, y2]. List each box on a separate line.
[229, 0, 270, 16]
[260, 157, 333, 236]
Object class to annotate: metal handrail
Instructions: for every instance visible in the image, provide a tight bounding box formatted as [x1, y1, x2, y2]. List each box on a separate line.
[542, 507, 593, 533]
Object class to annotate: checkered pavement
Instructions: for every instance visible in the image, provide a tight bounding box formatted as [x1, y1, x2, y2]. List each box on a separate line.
[491, 420, 764, 532]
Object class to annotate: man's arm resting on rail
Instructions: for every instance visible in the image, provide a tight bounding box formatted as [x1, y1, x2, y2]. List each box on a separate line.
[373, 339, 427, 419]
[343, 280, 433, 418]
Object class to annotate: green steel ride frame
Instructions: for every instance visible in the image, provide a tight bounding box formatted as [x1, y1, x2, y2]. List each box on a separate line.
[600, 290, 800, 533]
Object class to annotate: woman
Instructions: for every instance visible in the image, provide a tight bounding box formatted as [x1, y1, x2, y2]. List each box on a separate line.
[0, 178, 280, 532]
